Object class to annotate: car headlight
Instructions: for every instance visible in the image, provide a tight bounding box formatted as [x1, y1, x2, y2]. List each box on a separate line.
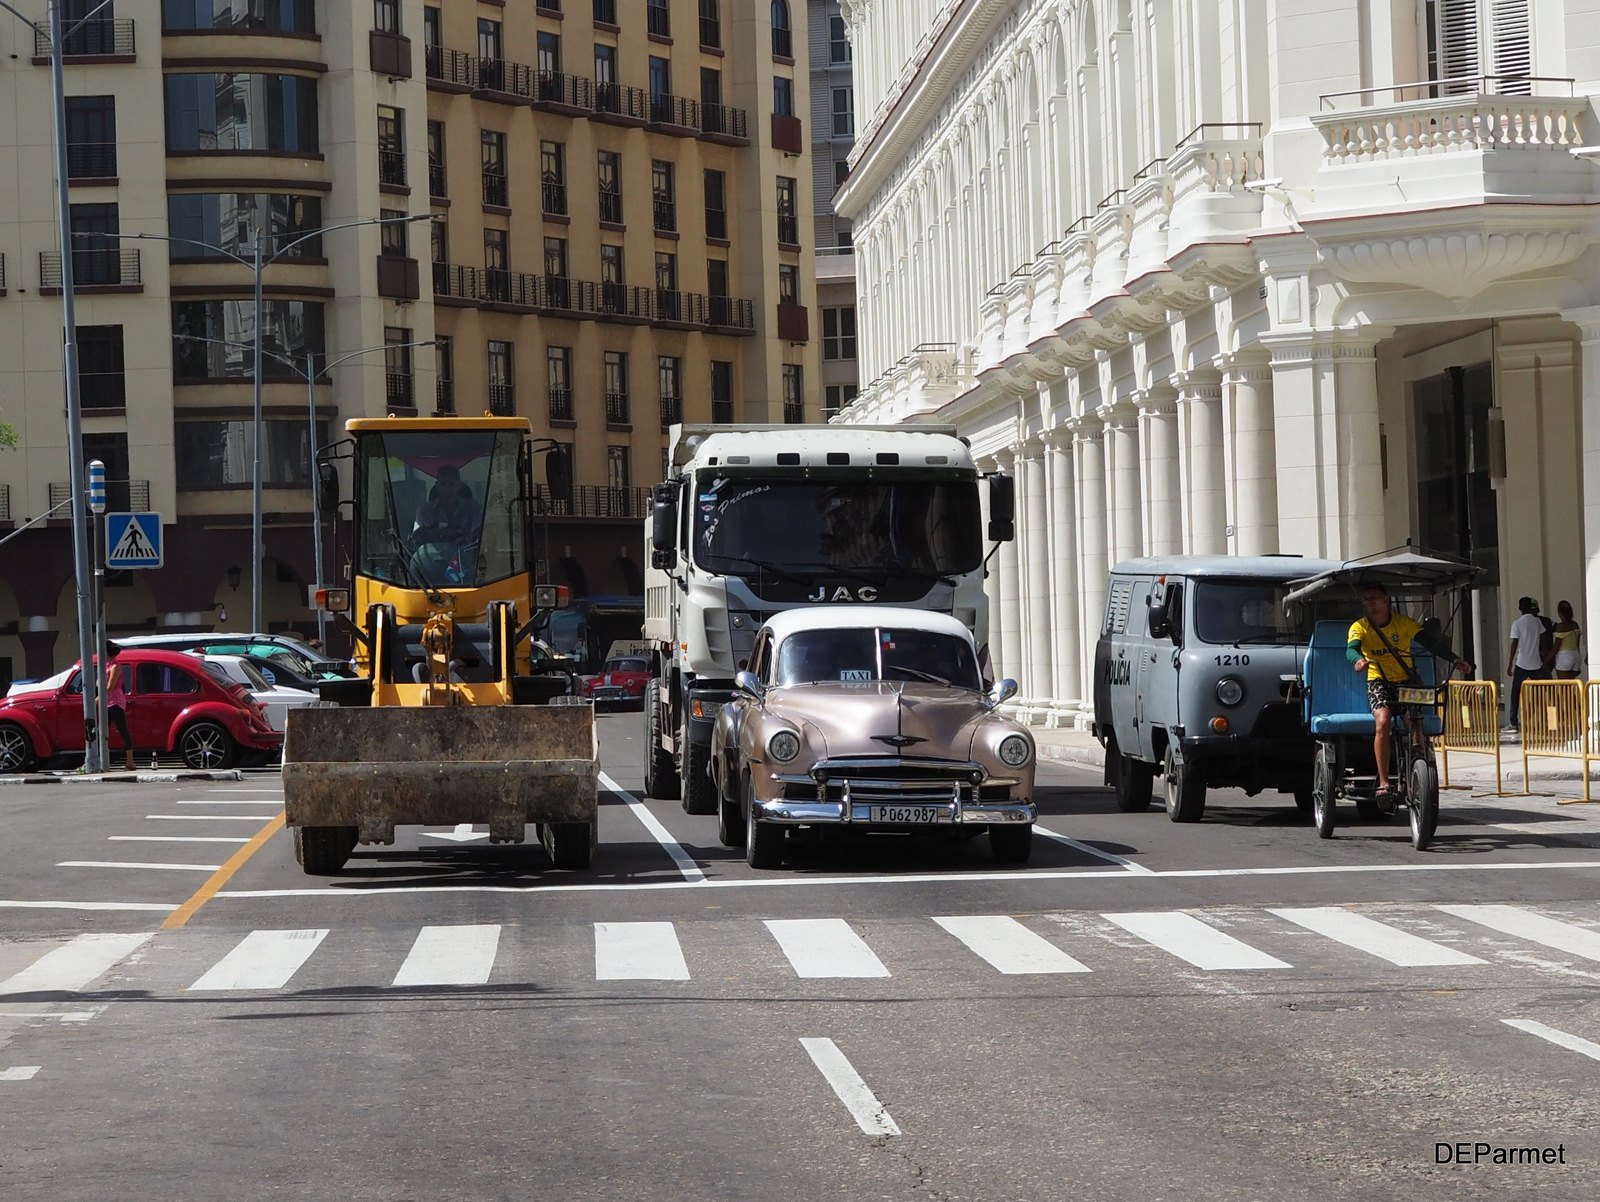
[1215, 677, 1245, 707]
[767, 729, 801, 763]
[997, 733, 1032, 768]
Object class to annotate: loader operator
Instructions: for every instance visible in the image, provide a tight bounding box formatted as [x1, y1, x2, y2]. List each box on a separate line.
[411, 464, 482, 584]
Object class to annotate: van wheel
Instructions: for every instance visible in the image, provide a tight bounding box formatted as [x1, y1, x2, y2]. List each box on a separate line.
[1164, 746, 1206, 823]
[1114, 754, 1155, 812]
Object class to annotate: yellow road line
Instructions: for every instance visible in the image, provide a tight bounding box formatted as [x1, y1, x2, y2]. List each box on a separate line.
[162, 813, 286, 929]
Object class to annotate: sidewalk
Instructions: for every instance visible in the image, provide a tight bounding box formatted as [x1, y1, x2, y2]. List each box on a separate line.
[0, 769, 245, 785]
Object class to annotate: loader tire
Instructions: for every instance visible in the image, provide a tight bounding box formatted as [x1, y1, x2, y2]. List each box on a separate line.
[298, 825, 356, 875]
[643, 681, 680, 800]
[544, 821, 594, 871]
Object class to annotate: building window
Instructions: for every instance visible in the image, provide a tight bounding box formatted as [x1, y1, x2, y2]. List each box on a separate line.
[164, 0, 316, 34]
[782, 364, 803, 423]
[541, 140, 567, 215]
[434, 335, 454, 414]
[481, 129, 507, 206]
[373, 0, 399, 34]
[773, 76, 792, 117]
[79, 325, 125, 409]
[648, 55, 672, 122]
[427, 119, 446, 198]
[698, 0, 719, 47]
[655, 251, 679, 319]
[385, 326, 415, 410]
[547, 346, 573, 422]
[603, 351, 630, 424]
[430, 217, 448, 270]
[828, 15, 850, 63]
[423, 4, 439, 47]
[776, 176, 798, 245]
[600, 243, 625, 312]
[831, 87, 854, 137]
[597, 150, 623, 223]
[175, 420, 328, 488]
[172, 299, 325, 380]
[483, 226, 508, 299]
[537, 30, 561, 75]
[594, 42, 616, 88]
[377, 106, 406, 187]
[778, 263, 799, 306]
[607, 444, 631, 489]
[704, 168, 726, 240]
[770, 0, 790, 57]
[700, 66, 724, 130]
[659, 355, 682, 426]
[711, 359, 732, 423]
[64, 95, 116, 181]
[478, 17, 502, 61]
[823, 383, 858, 417]
[544, 236, 571, 307]
[68, 201, 120, 284]
[379, 208, 408, 257]
[652, 160, 675, 232]
[1425, 0, 1533, 94]
[822, 306, 856, 360]
[168, 194, 321, 261]
[834, 158, 850, 191]
[593, 0, 616, 25]
[488, 340, 514, 414]
[647, 0, 669, 37]
[165, 74, 319, 154]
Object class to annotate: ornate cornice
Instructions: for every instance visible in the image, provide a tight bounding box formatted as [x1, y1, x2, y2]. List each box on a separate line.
[1318, 231, 1588, 301]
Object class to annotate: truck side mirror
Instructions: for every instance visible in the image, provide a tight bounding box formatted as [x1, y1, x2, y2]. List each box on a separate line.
[1147, 601, 1170, 640]
[316, 461, 339, 517]
[987, 474, 1015, 542]
[651, 496, 677, 553]
[545, 445, 573, 507]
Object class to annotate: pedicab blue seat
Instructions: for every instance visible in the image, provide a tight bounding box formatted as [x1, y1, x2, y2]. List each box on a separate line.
[1303, 620, 1442, 737]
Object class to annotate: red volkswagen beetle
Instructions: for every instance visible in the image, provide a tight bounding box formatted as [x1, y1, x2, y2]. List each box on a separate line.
[0, 649, 283, 772]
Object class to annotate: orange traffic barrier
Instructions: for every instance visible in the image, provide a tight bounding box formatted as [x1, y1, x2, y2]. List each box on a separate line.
[1439, 680, 1502, 795]
[1519, 679, 1592, 802]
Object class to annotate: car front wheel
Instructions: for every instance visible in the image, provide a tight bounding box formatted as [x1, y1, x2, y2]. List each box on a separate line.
[0, 723, 35, 774]
[178, 721, 236, 770]
[744, 775, 783, 869]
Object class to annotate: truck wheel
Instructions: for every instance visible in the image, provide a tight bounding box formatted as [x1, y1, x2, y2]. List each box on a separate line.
[680, 717, 718, 815]
[718, 765, 747, 848]
[1114, 754, 1155, 812]
[1164, 746, 1206, 823]
[642, 681, 679, 800]
[544, 821, 595, 870]
[744, 776, 783, 869]
[989, 823, 1033, 865]
[299, 825, 356, 875]
[0, 723, 36, 774]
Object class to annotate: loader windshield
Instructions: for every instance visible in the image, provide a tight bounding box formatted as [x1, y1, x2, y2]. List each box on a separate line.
[356, 430, 527, 589]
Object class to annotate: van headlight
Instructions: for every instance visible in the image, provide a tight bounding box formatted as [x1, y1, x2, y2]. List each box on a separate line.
[997, 734, 1032, 768]
[1215, 677, 1245, 707]
[767, 729, 802, 763]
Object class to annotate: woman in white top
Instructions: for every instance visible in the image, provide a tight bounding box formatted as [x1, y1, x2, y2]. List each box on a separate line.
[1553, 600, 1583, 679]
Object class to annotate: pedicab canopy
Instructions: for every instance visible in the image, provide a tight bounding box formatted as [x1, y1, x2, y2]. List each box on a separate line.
[1282, 549, 1482, 607]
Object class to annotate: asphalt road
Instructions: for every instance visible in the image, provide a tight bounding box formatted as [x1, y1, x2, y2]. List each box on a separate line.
[2, 713, 1600, 1199]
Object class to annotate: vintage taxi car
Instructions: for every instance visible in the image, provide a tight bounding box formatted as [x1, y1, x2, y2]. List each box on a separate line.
[710, 607, 1036, 869]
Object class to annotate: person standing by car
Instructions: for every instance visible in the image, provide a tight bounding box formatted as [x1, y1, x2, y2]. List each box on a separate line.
[105, 655, 135, 771]
[1506, 596, 1550, 731]
[1552, 600, 1584, 680]
[1349, 582, 1471, 798]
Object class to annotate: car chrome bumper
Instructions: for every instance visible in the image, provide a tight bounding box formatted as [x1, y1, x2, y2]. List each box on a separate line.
[754, 796, 1035, 826]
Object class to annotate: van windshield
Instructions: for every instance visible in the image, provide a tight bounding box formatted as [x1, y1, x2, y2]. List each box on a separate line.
[1192, 580, 1350, 646]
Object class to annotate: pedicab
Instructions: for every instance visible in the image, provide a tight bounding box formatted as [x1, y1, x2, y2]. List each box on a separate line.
[1285, 550, 1481, 851]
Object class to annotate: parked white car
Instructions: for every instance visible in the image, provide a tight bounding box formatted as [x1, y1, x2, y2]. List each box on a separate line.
[198, 654, 322, 732]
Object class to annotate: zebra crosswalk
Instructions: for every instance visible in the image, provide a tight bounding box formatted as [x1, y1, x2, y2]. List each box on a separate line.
[3, 904, 1600, 998]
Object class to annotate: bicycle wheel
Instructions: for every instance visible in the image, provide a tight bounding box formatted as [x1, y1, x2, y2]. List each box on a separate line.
[1408, 756, 1439, 851]
[1312, 743, 1337, 839]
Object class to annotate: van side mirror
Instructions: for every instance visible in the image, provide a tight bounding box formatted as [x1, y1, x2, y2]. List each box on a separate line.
[987, 474, 1015, 542]
[316, 461, 339, 517]
[1147, 601, 1170, 640]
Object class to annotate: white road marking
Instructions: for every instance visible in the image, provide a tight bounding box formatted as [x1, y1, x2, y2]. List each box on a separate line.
[598, 772, 706, 884]
[1502, 1018, 1600, 1062]
[1104, 911, 1291, 971]
[799, 1038, 900, 1136]
[1439, 904, 1600, 962]
[0, 1067, 41, 1081]
[0, 933, 153, 996]
[176, 800, 284, 807]
[1269, 907, 1487, 967]
[422, 824, 489, 843]
[391, 925, 501, 987]
[1033, 826, 1155, 873]
[189, 929, 329, 991]
[594, 921, 690, 980]
[109, 836, 251, 844]
[0, 900, 173, 912]
[58, 860, 223, 872]
[0, 1012, 96, 1021]
[932, 915, 1091, 974]
[147, 814, 273, 822]
[205, 789, 283, 794]
[764, 919, 890, 978]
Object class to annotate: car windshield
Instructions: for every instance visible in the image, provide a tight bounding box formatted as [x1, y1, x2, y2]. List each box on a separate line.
[1192, 580, 1353, 645]
[772, 627, 980, 688]
[608, 658, 648, 673]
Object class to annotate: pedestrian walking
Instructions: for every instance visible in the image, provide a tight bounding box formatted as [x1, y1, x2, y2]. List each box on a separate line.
[1553, 600, 1584, 680]
[105, 654, 136, 771]
[1506, 596, 1549, 731]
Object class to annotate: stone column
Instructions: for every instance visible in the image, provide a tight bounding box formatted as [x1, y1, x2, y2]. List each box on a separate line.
[1572, 312, 1600, 665]
[1175, 370, 1226, 555]
[996, 449, 1023, 689]
[1073, 417, 1108, 726]
[1022, 440, 1053, 722]
[1137, 388, 1181, 556]
[1219, 351, 1279, 555]
[1046, 430, 1082, 727]
[17, 626, 59, 681]
[1101, 402, 1143, 568]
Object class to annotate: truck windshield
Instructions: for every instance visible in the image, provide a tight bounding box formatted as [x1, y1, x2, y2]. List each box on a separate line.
[694, 478, 982, 577]
[1192, 580, 1350, 645]
[356, 430, 527, 589]
[773, 627, 980, 688]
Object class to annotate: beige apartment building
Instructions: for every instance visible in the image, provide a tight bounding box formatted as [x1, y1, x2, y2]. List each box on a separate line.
[0, 0, 819, 681]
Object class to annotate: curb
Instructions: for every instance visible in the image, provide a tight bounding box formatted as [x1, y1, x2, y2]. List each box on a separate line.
[1036, 741, 1106, 772]
[0, 770, 245, 785]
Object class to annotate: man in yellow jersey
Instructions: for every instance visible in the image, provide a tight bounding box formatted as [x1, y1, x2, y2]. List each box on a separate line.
[1349, 582, 1472, 796]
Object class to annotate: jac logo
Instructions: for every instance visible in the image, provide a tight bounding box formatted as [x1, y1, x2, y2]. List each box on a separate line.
[806, 585, 878, 602]
[1104, 658, 1131, 686]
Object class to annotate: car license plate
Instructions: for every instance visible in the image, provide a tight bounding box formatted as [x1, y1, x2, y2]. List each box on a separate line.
[867, 805, 948, 824]
[1397, 687, 1436, 705]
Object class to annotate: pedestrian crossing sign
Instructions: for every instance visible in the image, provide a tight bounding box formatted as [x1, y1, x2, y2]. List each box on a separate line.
[106, 512, 163, 569]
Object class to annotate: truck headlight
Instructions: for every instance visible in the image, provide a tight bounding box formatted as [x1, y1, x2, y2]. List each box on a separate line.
[997, 734, 1032, 767]
[767, 730, 801, 762]
[1215, 677, 1245, 707]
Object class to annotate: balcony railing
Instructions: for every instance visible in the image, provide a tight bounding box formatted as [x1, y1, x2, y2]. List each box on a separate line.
[659, 397, 683, 426]
[771, 26, 791, 59]
[712, 400, 733, 423]
[653, 198, 676, 232]
[699, 103, 748, 140]
[428, 157, 447, 199]
[548, 388, 574, 422]
[535, 484, 651, 519]
[433, 261, 480, 300]
[542, 180, 568, 215]
[646, 2, 670, 37]
[426, 45, 475, 88]
[435, 375, 454, 414]
[430, 262, 751, 329]
[35, 19, 135, 59]
[81, 369, 126, 409]
[599, 189, 623, 223]
[650, 92, 700, 129]
[777, 214, 799, 246]
[40, 248, 140, 290]
[536, 70, 594, 110]
[488, 384, 516, 416]
[594, 81, 649, 122]
[1312, 88, 1589, 161]
[605, 391, 630, 424]
[379, 148, 406, 187]
[386, 372, 415, 410]
[66, 142, 117, 180]
[51, 479, 149, 512]
[705, 206, 727, 240]
[783, 401, 804, 424]
[483, 170, 508, 207]
[707, 295, 754, 329]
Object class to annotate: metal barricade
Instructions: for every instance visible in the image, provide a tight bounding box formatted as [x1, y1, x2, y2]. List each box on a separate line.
[1519, 679, 1592, 802]
[1439, 680, 1502, 794]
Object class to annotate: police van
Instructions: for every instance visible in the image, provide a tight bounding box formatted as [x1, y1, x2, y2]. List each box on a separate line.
[1092, 555, 1345, 822]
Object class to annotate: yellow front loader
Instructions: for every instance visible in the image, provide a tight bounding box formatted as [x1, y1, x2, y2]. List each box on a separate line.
[283, 416, 597, 875]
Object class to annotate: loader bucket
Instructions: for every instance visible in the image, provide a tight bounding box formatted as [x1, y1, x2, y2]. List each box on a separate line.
[282, 705, 599, 847]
